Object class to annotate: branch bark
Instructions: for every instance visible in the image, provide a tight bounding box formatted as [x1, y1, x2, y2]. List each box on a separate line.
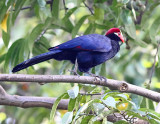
[0, 74, 160, 102]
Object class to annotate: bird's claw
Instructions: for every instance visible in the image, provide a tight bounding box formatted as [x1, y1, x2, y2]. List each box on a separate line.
[86, 72, 107, 82]
[94, 75, 107, 82]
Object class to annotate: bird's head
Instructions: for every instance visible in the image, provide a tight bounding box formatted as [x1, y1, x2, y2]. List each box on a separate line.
[105, 28, 125, 43]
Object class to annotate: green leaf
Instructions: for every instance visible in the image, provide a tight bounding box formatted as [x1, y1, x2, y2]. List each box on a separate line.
[75, 94, 81, 113]
[50, 24, 70, 32]
[148, 119, 159, 124]
[67, 86, 79, 99]
[102, 117, 107, 124]
[68, 98, 76, 112]
[74, 99, 100, 120]
[62, 7, 77, 32]
[37, 0, 46, 7]
[125, 23, 136, 39]
[140, 98, 154, 110]
[102, 96, 117, 108]
[121, 10, 133, 25]
[148, 113, 160, 122]
[116, 94, 128, 100]
[2, 30, 10, 47]
[139, 108, 160, 118]
[4, 38, 28, 72]
[33, 36, 49, 55]
[114, 120, 128, 124]
[81, 115, 93, 124]
[0, 54, 6, 64]
[149, 17, 160, 44]
[94, 7, 104, 21]
[29, 24, 45, 51]
[49, 93, 68, 123]
[125, 110, 147, 120]
[51, 0, 59, 19]
[84, 24, 94, 35]
[0, 0, 14, 23]
[62, 112, 73, 124]
[93, 103, 105, 115]
[72, 15, 90, 38]
[121, 0, 129, 4]
[12, 0, 26, 23]
[158, 50, 160, 68]
[121, 10, 146, 47]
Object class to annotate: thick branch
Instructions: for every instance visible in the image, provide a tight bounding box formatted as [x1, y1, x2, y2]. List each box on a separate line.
[0, 74, 160, 102]
[0, 85, 68, 109]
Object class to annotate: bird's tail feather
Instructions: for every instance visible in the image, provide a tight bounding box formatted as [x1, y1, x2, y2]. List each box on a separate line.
[12, 50, 61, 73]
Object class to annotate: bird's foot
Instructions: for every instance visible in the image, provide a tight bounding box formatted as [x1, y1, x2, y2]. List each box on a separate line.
[86, 72, 107, 82]
[68, 69, 80, 77]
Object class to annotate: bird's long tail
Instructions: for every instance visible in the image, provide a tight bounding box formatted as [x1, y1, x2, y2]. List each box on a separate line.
[12, 50, 61, 73]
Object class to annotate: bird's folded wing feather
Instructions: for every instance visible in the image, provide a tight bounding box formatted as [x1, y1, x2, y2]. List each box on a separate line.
[48, 34, 112, 52]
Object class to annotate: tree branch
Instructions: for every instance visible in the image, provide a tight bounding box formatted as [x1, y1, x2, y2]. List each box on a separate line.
[0, 74, 160, 102]
[0, 85, 68, 109]
[0, 85, 148, 123]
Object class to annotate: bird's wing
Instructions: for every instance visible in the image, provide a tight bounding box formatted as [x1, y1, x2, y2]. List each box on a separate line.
[48, 34, 112, 52]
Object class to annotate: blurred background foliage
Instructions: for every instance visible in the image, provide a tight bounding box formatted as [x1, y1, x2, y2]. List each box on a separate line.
[0, 0, 160, 123]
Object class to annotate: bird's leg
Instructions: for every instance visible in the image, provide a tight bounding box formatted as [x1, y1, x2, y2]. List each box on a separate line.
[68, 59, 80, 76]
[86, 72, 107, 82]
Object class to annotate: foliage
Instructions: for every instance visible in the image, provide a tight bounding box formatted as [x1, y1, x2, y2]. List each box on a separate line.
[0, 0, 160, 123]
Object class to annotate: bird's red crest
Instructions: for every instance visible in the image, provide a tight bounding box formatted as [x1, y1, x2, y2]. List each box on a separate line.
[105, 28, 120, 35]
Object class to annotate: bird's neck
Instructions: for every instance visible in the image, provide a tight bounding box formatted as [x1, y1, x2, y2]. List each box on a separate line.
[106, 33, 121, 42]
[106, 33, 120, 52]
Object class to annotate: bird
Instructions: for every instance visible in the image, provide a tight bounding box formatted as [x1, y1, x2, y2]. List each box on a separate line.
[12, 28, 124, 76]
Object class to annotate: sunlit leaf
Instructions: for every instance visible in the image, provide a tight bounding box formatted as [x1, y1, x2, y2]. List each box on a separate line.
[0, 0, 14, 23]
[50, 93, 68, 123]
[102, 96, 117, 108]
[68, 98, 76, 111]
[67, 86, 79, 99]
[2, 30, 10, 47]
[81, 115, 93, 124]
[1, 12, 9, 32]
[0, 112, 6, 122]
[51, 0, 59, 19]
[74, 99, 100, 120]
[94, 7, 104, 21]
[149, 17, 160, 44]
[93, 103, 105, 115]
[62, 112, 73, 124]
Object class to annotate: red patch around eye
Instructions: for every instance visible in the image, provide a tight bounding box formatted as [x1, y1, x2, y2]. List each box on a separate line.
[76, 46, 81, 48]
[55, 47, 59, 48]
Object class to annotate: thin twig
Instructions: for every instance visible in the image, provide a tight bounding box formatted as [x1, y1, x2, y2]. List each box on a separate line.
[135, 0, 148, 24]
[35, 28, 47, 42]
[83, 1, 94, 15]
[49, 0, 54, 11]
[79, 93, 102, 95]
[148, 42, 160, 87]
[63, 0, 68, 14]
[12, 0, 52, 11]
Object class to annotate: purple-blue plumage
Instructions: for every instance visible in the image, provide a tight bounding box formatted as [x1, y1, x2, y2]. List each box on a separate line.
[12, 28, 124, 73]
